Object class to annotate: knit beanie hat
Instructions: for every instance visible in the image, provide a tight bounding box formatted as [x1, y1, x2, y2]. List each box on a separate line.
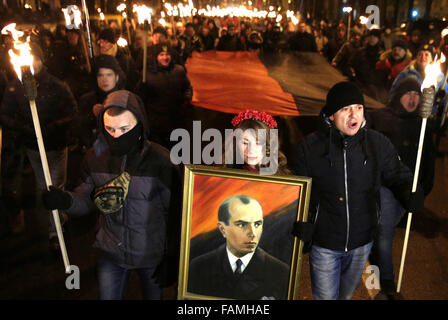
[322, 81, 365, 117]
[392, 39, 408, 51]
[368, 28, 382, 39]
[418, 43, 435, 59]
[152, 42, 173, 57]
[98, 28, 117, 44]
[94, 54, 123, 74]
[153, 26, 168, 38]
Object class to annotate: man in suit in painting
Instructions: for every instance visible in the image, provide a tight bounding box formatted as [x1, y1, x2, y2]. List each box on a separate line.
[188, 195, 290, 300]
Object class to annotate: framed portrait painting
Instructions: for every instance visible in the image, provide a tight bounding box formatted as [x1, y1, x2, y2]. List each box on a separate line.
[177, 165, 312, 300]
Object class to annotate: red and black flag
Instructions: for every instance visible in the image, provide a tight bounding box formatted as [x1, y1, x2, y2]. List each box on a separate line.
[186, 51, 384, 117]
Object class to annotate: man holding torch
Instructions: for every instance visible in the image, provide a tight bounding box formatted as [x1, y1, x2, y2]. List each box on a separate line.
[0, 42, 77, 253]
[368, 77, 437, 299]
[42, 90, 182, 299]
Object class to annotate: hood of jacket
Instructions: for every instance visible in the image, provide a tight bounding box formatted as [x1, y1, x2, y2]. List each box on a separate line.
[94, 90, 150, 156]
[387, 77, 421, 118]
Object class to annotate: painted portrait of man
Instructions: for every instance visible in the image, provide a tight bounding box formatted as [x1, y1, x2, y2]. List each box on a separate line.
[188, 195, 290, 300]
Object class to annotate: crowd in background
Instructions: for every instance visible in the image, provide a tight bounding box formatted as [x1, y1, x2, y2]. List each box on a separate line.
[2, 12, 448, 102]
[0, 9, 448, 300]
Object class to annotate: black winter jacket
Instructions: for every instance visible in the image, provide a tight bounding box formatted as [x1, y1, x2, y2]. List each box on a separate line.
[367, 100, 437, 196]
[289, 120, 414, 251]
[67, 90, 182, 269]
[140, 58, 193, 134]
[0, 68, 77, 151]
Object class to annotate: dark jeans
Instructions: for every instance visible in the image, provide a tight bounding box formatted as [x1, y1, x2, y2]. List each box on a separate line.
[310, 241, 373, 300]
[373, 187, 406, 282]
[97, 258, 162, 300]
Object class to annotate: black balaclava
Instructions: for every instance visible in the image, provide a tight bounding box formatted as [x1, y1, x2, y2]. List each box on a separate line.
[104, 122, 143, 156]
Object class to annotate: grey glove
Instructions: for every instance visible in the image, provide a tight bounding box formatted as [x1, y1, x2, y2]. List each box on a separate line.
[419, 86, 435, 118]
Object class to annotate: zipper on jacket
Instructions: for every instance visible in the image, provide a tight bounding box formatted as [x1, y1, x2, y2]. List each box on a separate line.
[314, 204, 320, 224]
[343, 146, 350, 252]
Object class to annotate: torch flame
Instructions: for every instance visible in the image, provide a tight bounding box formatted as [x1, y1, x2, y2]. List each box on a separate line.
[159, 18, 167, 27]
[1, 23, 34, 81]
[133, 4, 152, 24]
[61, 5, 83, 30]
[117, 37, 128, 47]
[421, 53, 445, 90]
[276, 14, 283, 23]
[291, 15, 299, 25]
[117, 3, 126, 12]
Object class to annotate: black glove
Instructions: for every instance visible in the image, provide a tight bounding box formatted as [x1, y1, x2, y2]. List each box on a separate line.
[291, 221, 315, 242]
[404, 187, 425, 213]
[42, 186, 73, 211]
[152, 255, 179, 288]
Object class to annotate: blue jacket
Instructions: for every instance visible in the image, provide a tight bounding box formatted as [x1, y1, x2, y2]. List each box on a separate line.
[391, 60, 447, 93]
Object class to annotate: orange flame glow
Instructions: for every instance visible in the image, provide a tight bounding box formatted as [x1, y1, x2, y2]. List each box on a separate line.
[1, 23, 34, 81]
[133, 4, 152, 24]
[61, 5, 83, 29]
[422, 53, 445, 90]
[117, 37, 128, 47]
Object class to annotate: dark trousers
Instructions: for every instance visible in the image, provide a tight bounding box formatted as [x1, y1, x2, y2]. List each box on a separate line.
[97, 258, 162, 300]
[373, 186, 406, 282]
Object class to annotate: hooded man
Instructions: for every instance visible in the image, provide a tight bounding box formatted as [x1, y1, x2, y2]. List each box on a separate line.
[76, 54, 126, 148]
[367, 77, 437, 299]
[139, 43, 193, 149]
[289, 81, 424, 300]
[391, 44, 448, 115]
[42, 90, 182, 300]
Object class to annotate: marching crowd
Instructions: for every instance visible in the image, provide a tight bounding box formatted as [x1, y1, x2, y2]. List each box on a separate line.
[0, 12, 447, 301]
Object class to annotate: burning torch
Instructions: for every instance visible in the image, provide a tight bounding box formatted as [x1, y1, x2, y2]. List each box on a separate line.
[396, 54, 444, 292]
[117, 3, 131, 46]
[165, 3, 176, 39]
[1, 24, 70, 273]
[62, 5, 91, 74]
[343, 6, 353, 41]
[133, 4, 152, 83]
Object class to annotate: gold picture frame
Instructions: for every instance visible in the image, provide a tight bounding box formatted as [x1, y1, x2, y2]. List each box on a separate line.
[177, 165, 312, 300]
